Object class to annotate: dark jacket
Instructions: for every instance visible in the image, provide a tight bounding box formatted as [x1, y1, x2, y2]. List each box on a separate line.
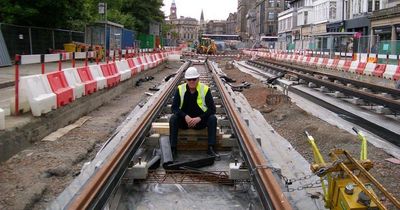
[171, 83, 216, 122]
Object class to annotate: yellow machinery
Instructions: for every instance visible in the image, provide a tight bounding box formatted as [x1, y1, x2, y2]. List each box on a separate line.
[305, 128, 400, 210]
[196, 38, 216, 55]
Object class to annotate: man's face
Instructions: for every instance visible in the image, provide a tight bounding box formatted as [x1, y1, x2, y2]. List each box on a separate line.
[186, 77, 199, 90]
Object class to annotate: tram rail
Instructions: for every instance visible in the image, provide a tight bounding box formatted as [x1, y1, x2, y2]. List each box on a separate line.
[54, 60, 292, 210]
[248, 59, 400, 113]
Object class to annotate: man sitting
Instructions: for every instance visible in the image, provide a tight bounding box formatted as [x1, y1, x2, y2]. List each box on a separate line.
[169, 66, 220, 160]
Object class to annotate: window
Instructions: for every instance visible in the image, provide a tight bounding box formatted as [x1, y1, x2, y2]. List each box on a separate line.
[329, 2, 336, 19]
[304, 11, 308, 25]
[368, 0, 373, 12]
[375, 0, 380, 10]
[268, 12, 275, 20]
[268, 25, 274, 34]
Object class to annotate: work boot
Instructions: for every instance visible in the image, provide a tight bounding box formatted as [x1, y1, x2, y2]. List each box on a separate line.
[207, 146, 221, 161]
[171, 147, 178, 160]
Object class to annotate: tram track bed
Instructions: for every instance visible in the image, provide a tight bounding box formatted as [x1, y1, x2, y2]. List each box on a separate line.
[223, 59, 400, 208]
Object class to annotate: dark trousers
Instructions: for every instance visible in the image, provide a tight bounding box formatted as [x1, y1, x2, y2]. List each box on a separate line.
[169, 114, 217, 147]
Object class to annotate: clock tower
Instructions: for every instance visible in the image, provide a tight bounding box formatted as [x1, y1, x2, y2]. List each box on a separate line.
[169, 0, 177, 20]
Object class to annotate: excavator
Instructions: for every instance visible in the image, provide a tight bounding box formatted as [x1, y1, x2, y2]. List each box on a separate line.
[196, 37, 216, 55]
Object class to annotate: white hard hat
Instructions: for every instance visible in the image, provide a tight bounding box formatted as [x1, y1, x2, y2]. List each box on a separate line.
[185, 67, 200, 79]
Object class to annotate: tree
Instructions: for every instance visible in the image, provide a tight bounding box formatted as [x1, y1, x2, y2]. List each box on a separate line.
[0, 0, 165, 33]
[121, 0, 165, 33]
[0, 0, 93, 30]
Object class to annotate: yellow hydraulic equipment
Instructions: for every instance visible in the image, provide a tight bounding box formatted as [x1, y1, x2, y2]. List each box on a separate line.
[196, 38, 216, 55]
[305, 128, 400, 210]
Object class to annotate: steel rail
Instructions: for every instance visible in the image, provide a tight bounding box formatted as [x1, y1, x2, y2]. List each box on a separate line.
[248, 60, 400, 112]
[66, 62, 190, 209]
[208, 61, 292, 210]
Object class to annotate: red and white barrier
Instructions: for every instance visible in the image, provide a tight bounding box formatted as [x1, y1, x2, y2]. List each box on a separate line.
[77, 66, 97, 95]
[363, 63, 377, 76]
[62, 68, 85, 99]
[16, 75, 57, 116]
[115, 60, 132, 81]
[88, 65, 107, 90]
[12, 50, 178, 116]
[383, 65, 400, 80]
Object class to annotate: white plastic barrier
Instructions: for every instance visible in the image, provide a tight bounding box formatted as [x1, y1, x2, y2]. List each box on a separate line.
[0, 108, 5, 130]
[62, 68, 85, 99]
[348, 61, 359, 73]
[301, 56, 307, 64]
[115, 60, 132, 81]
[316, 58, 324, 67]
[363, 63, 377, 76]
[326, 59, 334, 68]
[133, 57, 144, 73]
[19, 75, 57, 116]
[144, 55, 155, 68]
[383, 64, 399, 80]
[139, 56, 150, 70]
[88, 65, 107, 90]
[336, 60, 346, 70]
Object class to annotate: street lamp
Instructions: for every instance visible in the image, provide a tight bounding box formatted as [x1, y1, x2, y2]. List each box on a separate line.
[98, 2, 107, 21]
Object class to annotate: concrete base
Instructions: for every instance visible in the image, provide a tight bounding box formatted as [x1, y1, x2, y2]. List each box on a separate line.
[375, 106, 392, 115]
[319, 86, 330, 93]
[229, 162, 250, 180]
[131, 161, 148, 179]
[348, 97, 366, 105]
[308, 82, 317, 88]
[0, 108, 4, 130]
[334, 80, 342, 85]
[333, 91, 345, 98]
[380, 93, 393, 99]
[361, 88, 372, 93]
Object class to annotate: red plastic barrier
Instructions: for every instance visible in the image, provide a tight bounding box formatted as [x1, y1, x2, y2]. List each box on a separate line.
[342, 60, 352, 71]
[394, 66, 400, 80]
[372, 64, 387, 77]
[136, 57, 145, 71]
[100, 63, 121, 88]
[322, 58, 329, 66]
[77, 66, 97, 95]
[331, 59, 340, 69]
[127, 58, 138, 75]
[356, 62, 367, 74]
[312, 57, 319, 66]
[46, 71, 74, 107]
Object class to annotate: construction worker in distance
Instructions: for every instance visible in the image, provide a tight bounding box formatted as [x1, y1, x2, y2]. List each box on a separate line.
[170, 66, 220, 160]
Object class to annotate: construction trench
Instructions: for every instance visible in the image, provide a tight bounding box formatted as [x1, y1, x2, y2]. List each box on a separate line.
[0, 55, 399, 210]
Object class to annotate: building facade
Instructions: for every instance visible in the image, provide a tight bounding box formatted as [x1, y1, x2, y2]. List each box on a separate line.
[226, 12, 238, 34]
[255, 0, 285, 40]
[165, 1, 199, 43]
[206, 20, 227, 34]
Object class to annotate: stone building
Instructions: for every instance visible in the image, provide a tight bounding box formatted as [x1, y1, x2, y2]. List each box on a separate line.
[226, 12, 238, 34]
[165, 0, 199, 43]
[206, 20, 227, 34]
[255, 0, 285, 39]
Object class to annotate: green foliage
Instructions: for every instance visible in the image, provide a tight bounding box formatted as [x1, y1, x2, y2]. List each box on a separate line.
[0, 0, 165, 33]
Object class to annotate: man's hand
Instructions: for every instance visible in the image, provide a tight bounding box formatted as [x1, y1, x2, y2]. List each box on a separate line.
[185, 116, 201, 128]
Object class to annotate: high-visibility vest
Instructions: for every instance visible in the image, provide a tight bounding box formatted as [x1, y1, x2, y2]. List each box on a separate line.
[178, 83, 209, 112]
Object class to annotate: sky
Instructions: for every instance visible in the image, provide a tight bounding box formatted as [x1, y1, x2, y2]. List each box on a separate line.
[162, 0, 238, 21]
